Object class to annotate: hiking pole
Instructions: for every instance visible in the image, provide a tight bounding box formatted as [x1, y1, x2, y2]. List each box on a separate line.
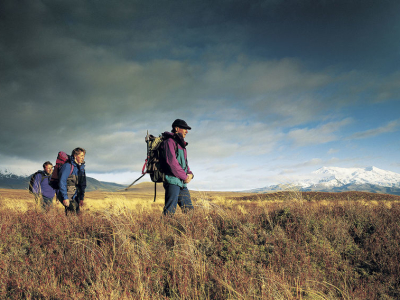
[124, 130, 150, 191]
[124, 157, 148, 190]
[124, 173, 146, 190]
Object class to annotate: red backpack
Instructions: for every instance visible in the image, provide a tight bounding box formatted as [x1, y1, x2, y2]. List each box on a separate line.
[49, 151, 74, 189]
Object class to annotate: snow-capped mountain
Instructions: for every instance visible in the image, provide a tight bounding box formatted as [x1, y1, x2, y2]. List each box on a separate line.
[0, 167, 32, 178]
[0, 168, 31, 190]
[252, 166, 400, 195]
[298, 166, 400, 189]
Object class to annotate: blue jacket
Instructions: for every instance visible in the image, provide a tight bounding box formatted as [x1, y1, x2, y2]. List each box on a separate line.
[32, 171, 57, 198]
[58, 158, 86, 201]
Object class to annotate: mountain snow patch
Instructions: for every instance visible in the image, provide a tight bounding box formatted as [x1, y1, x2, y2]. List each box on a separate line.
[299, 166, 400, 188]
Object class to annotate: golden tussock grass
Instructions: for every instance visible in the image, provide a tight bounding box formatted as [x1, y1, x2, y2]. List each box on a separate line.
[1, 187, 400, 299]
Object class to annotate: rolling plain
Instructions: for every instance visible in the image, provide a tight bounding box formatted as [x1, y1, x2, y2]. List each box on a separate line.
[1, 183, 400, 299]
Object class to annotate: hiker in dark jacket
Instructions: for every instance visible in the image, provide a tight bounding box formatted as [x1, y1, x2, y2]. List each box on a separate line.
[57, 147, 87, 215]
[161, 119, 194, 215]
[31, 161, 57, 210]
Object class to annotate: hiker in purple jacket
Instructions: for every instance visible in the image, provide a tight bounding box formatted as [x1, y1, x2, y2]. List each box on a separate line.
[161, 119, 194, 215]
[31, 161, 57, 210]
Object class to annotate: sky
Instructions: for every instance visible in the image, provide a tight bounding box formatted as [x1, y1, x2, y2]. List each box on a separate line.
[1, 0, 399, 191]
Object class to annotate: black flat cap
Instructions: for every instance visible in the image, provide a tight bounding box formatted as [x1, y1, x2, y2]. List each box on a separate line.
[172, 119, 191, 130]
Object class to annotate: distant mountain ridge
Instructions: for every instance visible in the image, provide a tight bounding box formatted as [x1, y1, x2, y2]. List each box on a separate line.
[0, 169, 126, 192]
[250, 166, 400, 196]
[3, 166, 400, 195]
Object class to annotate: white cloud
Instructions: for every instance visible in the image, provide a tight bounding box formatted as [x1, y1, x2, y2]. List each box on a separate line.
[86, 171, 147, 185]
[189, 120, 283, 161]
[293, 158, 323, 168]
[328, 148, 339, 154]
[287, 118, 352, 147]
[347, 120, 399, 140]
[204, 164, 239, 173]
[0, 154, 41, 176]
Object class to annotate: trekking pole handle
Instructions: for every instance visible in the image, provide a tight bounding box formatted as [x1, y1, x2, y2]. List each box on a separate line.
[141, 159, 147, 175]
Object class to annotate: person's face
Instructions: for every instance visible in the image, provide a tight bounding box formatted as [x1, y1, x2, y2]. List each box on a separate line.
[74, 152, 85, 164]
[176, 127, 188, 138]
[44, 164, 53, 175]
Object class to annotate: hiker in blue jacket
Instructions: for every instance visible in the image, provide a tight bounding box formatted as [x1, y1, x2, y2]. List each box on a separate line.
[31, 161, 57, 210]
[57, 147, 87, 215]
[161, 119, 194, 215]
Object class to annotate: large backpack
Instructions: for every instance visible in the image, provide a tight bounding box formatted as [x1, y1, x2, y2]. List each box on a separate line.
[28, 170, 48, 194]
[125, 131, 177, 201]
[49, 151, 74, 190]
[145, 132, 172, 183]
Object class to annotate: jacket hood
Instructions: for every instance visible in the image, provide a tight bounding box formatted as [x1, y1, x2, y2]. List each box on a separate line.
[163, 131, 188, 148]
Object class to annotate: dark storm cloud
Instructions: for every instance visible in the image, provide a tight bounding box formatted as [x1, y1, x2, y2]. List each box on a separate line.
[241, 0, 400, 71]
[5, 0, 395, 65]
[0, 0, 399, 174]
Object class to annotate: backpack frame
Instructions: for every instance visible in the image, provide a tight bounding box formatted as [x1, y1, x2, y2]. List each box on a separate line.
[125, 131, 177, 201]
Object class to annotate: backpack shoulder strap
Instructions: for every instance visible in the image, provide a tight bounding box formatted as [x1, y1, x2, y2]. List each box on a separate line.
[58, 162, 74, 178]
[69, 165, 74, 176]
[31, 170, 43, 182]
[40, 171, 51, 183]
[35, 170, 47, 183]
[167, 135, 179, 156]
[174, 140, 178, 157]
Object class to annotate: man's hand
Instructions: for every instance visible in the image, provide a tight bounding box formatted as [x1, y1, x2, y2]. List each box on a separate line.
[63, 199, 70, 207]
[184, 173, 193, 184]
[79, 200, 84, 207]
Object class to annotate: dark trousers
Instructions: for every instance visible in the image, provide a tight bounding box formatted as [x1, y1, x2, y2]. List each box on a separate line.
[42, 196, 53, 209]
[35, 195, 54, 211]
[163, 183, 193, 215]
[65, 198, 80, 215]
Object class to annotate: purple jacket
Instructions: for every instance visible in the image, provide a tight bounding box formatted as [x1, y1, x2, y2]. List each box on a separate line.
[32, 171, 57, 198]
[162, 131, 193, 187]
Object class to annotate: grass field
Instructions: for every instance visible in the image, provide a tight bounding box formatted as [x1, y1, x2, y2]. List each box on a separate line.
[1, 185, 400, 299]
